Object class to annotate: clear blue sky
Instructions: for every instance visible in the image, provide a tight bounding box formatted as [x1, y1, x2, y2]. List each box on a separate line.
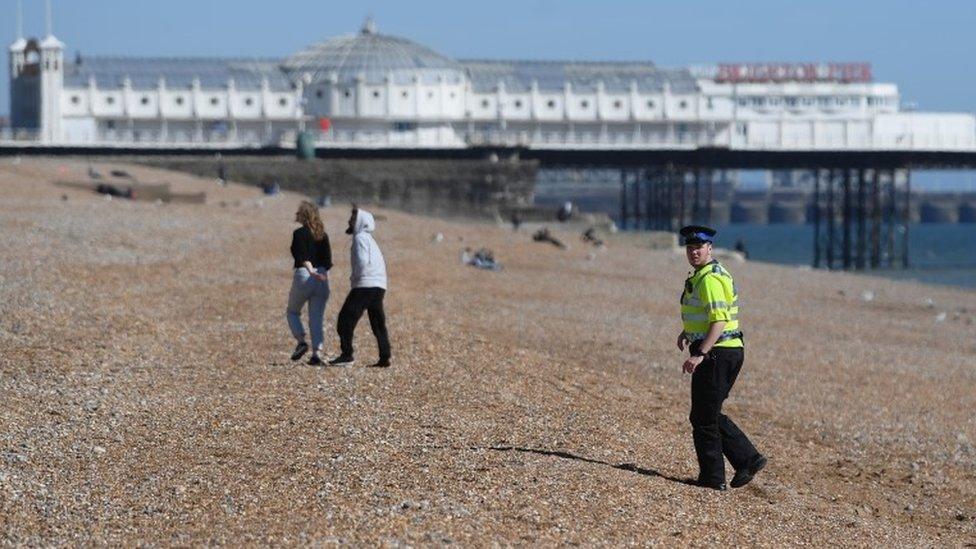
[3, 0, 976, 117]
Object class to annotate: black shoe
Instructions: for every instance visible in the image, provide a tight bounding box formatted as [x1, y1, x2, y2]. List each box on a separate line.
[367, 358, 391, 368]
[730, 455, 767, 488]
[695, 479, 727, 491]
[290, 341, 309, 361]
[327, 355, 354, 367]
[308, 355, 323, 366]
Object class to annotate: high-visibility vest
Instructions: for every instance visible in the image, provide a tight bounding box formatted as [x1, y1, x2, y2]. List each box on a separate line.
[680, 260, 743, 348]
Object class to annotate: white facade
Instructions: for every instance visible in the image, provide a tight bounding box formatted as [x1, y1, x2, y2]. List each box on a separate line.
[5, 20, 975, 152]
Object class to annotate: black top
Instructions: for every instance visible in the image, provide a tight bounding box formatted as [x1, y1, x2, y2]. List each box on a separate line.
[291, 225, 333, 270]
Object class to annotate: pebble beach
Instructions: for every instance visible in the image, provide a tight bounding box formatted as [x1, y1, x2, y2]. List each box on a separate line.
[1, 158, 974, 545]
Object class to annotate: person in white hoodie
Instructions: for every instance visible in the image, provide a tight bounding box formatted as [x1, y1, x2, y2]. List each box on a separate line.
[329, 207, 391, 367]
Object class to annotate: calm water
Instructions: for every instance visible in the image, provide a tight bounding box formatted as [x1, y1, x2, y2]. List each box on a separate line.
[534, 186, 976, 289]
[711, 223, 976, 289]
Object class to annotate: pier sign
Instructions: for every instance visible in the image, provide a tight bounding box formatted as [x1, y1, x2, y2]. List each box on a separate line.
[715, 63, 872, 84]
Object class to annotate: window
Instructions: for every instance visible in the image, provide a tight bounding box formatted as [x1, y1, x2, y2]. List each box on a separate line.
[737, 98, 748, 107]
[646, 99, 655, 108]
[175, 96, 184, 106]
[802, 97, 814, 106]
[401, 91, 409, 98]
[514, 100, 523, 108]
[106, 96, 115, 105]
[316, 90, 323, 99]
[245, 97, 253, 106]
[750, 97, 764, 107]
[769, 97, 782, 106]
[449, 92, 456, 99]
[481, 99, 490, 108]
[210, 97, 219, 106]
[706, 97, 714, 109]
[547, 99, 556, 109]
[343, 90, 351, 98]
[613, 100, 623, 109]
[817, 97, 830, 107]
[393, 121, 416, 132]
[679, 100, 688, 109]
[70, 95, 80, 105]
[785, 97, 798, 107]
[106, 120, 115, 130]
[372, 90, 381, 98]
[580, 100, 589, 108]
[140, 96, 150, 106]
[427, 91, 434, 99]
[279, 98, 288, 106]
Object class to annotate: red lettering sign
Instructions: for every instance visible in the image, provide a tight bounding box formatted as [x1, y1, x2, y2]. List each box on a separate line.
[714, 63, 872, 83]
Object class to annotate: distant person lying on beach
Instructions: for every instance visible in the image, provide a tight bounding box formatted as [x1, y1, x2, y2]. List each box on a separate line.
[286, 201, 333, 366]
[329, 207, 392, 368]
[461, 247, 502, 271]
[95, 183, 132, 199]
[533, 227, 567, 249]
[581, 227, 605, 247]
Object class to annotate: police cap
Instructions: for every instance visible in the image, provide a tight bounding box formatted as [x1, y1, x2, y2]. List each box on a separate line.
[679, 225, 717, 246]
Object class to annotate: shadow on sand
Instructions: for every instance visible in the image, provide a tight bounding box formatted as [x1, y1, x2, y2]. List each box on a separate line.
[482, 445, 697, 487]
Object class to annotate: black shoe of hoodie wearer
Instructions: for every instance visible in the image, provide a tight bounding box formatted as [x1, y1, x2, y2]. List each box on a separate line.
[367, 358, 391, 368]
[730, 455, 768, 488]
[328, 355, 354, 367]
[308, 355, 323, 366]
[291, 341, 309, 361]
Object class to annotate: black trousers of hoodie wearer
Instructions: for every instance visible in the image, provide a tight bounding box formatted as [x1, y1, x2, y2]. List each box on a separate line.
[337, 288, 391, 360]
[689, 347, 760, 485]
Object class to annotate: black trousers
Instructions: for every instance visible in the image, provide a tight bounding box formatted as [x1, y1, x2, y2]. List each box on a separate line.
[689, 347, 760, 485]
[337, 287, 391, 360]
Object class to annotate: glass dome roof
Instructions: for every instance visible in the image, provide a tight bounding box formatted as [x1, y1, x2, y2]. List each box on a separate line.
[283, 19, 464, 86]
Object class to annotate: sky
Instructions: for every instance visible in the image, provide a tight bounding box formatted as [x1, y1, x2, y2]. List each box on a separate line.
[3, 0, 976, 117]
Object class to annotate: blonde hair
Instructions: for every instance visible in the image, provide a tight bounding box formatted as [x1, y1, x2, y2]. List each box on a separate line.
[296, 201, 325, 241]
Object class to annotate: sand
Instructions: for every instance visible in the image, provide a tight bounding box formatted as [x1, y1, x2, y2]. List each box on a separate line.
[1, 157, 974, 546]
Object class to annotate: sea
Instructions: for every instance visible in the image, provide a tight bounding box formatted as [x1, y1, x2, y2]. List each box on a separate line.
[535, 186, 976, 290]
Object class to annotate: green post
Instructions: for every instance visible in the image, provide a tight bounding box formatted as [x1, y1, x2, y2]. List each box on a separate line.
[296, 131, 316, 160]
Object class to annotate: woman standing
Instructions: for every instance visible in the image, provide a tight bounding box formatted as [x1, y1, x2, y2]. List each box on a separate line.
[287, 201, 333, 365]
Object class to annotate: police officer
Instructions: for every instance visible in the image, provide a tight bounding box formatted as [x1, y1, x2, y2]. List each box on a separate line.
[677, 225, 766, 490]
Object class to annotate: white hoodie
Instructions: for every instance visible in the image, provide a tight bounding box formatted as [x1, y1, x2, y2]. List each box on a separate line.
[349, 209, 388, 289]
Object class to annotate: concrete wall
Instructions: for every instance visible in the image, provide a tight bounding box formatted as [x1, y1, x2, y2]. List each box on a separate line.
[130, 155, 537, 218]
